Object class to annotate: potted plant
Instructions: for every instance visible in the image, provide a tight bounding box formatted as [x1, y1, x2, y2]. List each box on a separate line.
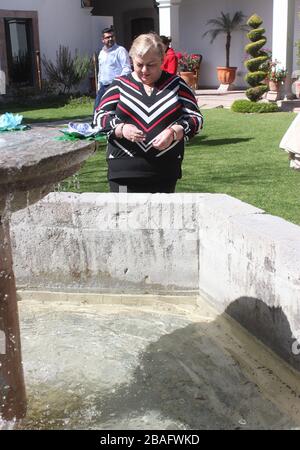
[203, 11, 247, 87]
[177, 53, 202, 89]
[268, 60, 287, 92]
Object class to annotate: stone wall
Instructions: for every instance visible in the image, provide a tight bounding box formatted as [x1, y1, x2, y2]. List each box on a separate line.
[10, 192, 200, 294]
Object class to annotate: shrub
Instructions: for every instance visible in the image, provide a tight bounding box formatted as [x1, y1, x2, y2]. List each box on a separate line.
[231, 99, 280, 113]
[65, 95, 94, 107]
[245, 86, 267, 102]
[42, 46, 91, 93]
[244, 14, 269, 101]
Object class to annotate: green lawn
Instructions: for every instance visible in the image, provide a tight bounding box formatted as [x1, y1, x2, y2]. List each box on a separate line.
[2, 101, 299, 225]
[0, 96, 93, 123]
[178, 109, 300, 225]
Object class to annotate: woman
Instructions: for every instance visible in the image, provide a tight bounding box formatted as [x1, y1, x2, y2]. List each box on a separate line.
[160, 36, 178, 74]
[94, 33, 203, 193]
[160, 35, 178, 75]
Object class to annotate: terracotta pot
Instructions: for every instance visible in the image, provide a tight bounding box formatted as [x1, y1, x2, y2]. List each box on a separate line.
[268, 80, 281, 92]
[216, 67, 237, 85]
[179, 71, 196, 89]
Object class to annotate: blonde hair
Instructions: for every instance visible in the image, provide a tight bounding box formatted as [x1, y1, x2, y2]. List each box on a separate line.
[129, 33, 165, 60]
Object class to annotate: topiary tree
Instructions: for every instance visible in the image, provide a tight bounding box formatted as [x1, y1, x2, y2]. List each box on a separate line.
[244, 14, 269, 102]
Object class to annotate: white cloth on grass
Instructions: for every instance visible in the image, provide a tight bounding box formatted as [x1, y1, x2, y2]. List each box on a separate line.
[279, 112, 300, 170]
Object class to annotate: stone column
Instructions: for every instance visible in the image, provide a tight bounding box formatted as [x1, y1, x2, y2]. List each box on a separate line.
[272, 0, 296, 99]
[0, 60, 5, 95]
[156, 0, 182, 51]
[0, 216, 27, 420]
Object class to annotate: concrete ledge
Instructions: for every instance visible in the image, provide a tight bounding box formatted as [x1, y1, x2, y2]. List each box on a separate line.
[11, 192, 300, 370]
[278, 99, 300, 112]
[17, 290, 199, 307]
[198, 198, 300, 369]
[11, 192, 201, 293]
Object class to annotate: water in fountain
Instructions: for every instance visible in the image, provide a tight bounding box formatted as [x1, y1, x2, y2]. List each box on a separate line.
[2, 295, 300, 430]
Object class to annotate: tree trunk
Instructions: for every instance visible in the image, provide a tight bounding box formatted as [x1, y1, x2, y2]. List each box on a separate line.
[226, 33, 231, 68]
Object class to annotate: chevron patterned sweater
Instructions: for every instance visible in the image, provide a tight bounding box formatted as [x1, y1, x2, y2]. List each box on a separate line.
[94, 71, 203, 181]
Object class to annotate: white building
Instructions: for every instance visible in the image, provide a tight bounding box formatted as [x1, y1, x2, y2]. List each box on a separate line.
[0, 0, 299, 93]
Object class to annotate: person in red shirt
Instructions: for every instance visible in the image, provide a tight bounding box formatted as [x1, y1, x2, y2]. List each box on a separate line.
[160, 36, 178, 75]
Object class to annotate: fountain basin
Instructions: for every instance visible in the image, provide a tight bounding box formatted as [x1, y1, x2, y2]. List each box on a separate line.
[5, 295, 300, 430]
[10, 192, 300, 372]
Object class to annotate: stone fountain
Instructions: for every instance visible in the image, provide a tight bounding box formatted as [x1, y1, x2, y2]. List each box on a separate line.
[0, 126, 96, 420]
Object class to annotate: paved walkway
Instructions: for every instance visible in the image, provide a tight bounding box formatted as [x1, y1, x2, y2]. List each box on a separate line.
[195, 89, 247, 109]
[195, 88, 300, 111]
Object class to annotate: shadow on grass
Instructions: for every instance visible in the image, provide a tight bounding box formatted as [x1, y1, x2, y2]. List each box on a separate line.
[0, 98, 70, 113]
[24, 114, 93, 124]
[0, 94, 95, 111]
[192, 136, 254, 146]
[177, 171, 283, 192]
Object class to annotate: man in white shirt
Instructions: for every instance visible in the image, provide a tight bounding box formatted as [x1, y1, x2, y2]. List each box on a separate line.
[94, 26, 131, 112]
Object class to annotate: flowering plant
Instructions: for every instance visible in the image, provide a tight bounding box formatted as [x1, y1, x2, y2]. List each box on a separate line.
[177, 52, 201, 72]
[268, 60, 287, 83]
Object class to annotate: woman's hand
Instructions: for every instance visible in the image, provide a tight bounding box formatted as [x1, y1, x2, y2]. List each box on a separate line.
[120, 124, 146, 142]
[152, 128, 175, 150]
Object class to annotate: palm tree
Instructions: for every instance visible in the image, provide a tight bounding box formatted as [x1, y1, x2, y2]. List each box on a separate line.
[203, 11, 247, 68]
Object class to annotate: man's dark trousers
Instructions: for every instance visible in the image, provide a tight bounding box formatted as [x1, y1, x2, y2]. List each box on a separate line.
[93, 82, 110, 112]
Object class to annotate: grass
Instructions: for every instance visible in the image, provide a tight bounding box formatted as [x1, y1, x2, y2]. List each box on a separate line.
[0, 96, 94, 123]
[1, 101, 299, 225]
[178, 109, 299, 224]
